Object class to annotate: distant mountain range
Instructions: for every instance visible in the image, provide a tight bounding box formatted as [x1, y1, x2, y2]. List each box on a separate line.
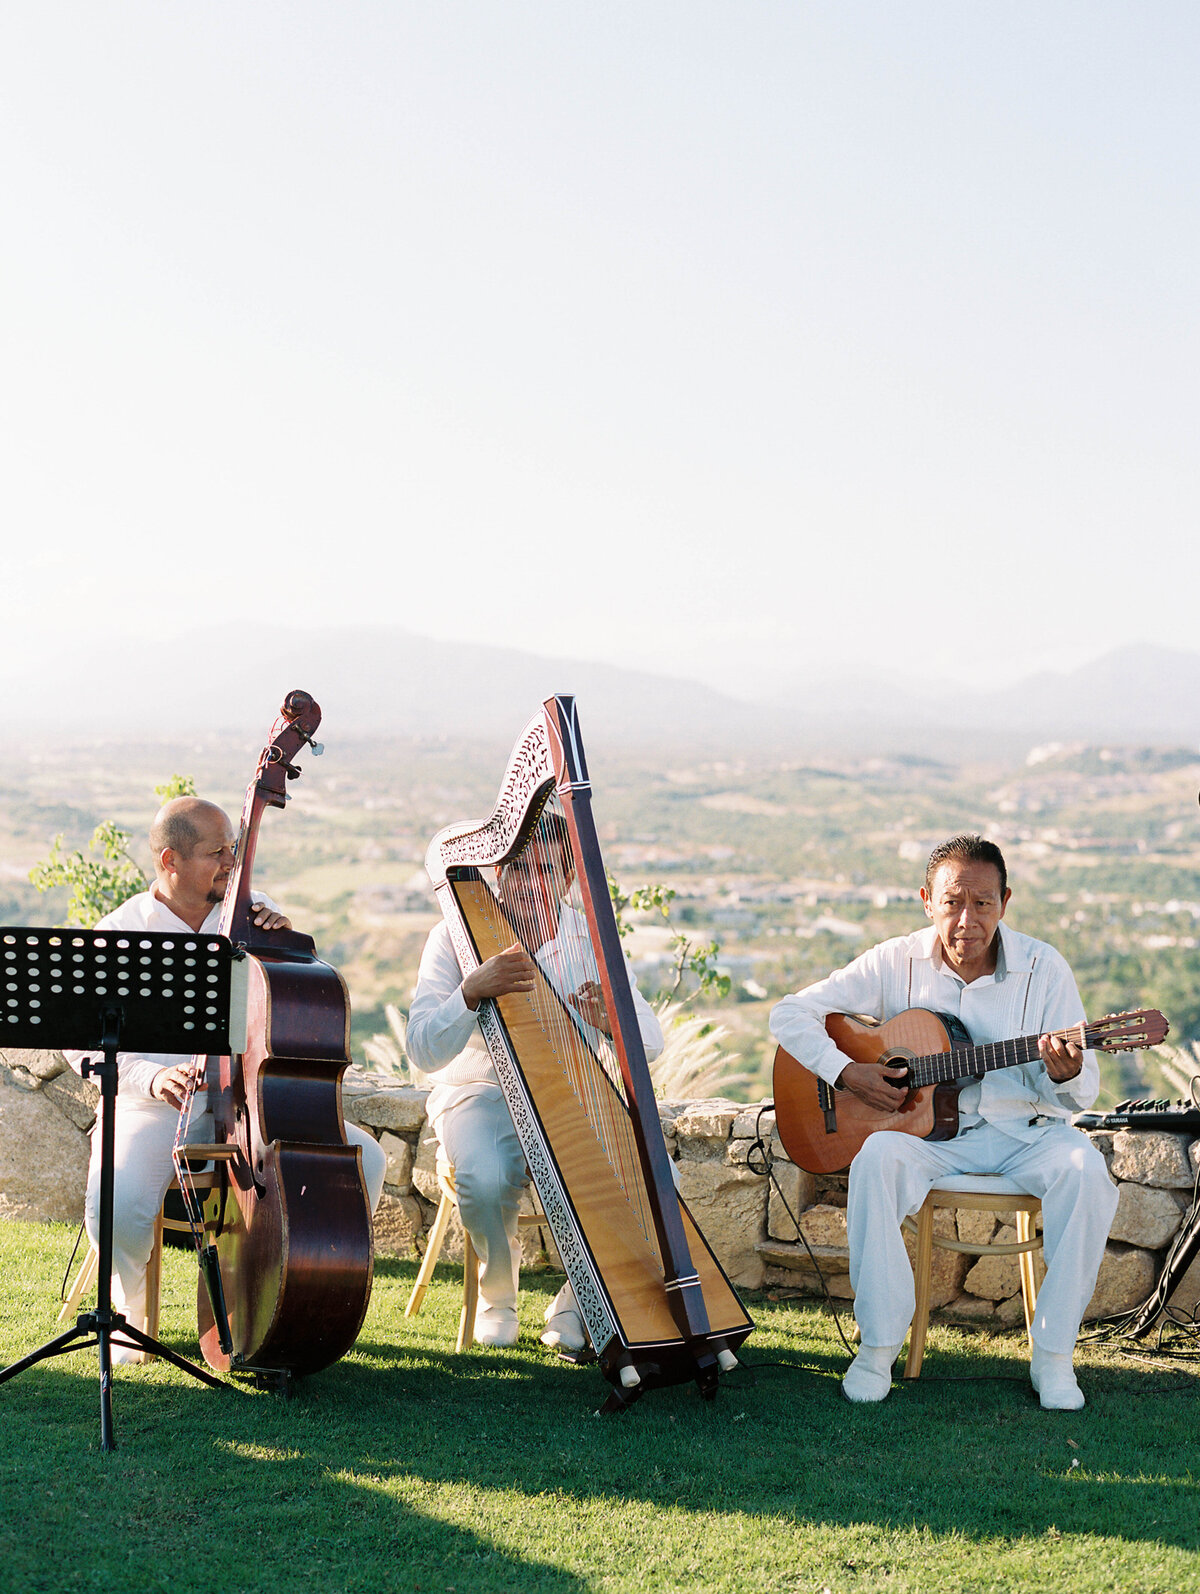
[765, 643, 1200, 757]
[3, 627, 1198, 760]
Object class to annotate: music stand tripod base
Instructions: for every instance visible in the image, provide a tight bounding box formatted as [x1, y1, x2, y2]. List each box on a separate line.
[0, 927, 247, 1450]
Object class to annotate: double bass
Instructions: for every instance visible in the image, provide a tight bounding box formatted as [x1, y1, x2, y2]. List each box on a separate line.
[176, 691, 373, 1377]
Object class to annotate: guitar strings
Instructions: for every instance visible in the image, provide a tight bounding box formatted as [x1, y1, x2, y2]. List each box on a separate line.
[905, 1015, 1158, 1088]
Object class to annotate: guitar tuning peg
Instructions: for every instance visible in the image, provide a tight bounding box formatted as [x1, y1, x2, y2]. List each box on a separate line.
[311, 742, 324, 756]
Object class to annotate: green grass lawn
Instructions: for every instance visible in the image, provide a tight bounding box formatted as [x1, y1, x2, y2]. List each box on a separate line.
[1, 1221, 1197, 1594]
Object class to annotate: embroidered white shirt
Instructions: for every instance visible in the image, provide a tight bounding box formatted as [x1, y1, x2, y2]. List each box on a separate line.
[769, 921, 1098, 1141]
[63, 884, 279, 1101]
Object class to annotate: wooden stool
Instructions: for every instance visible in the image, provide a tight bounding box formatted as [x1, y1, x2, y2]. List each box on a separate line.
[405, 1156, 548, 1351]
[902, 1175, 1045, 1379]
[57, 1170, 222, 1358]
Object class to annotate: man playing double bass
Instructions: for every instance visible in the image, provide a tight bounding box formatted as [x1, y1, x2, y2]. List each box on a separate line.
[65, 796, 387, 1362]
[770, 834, 1118, 1410]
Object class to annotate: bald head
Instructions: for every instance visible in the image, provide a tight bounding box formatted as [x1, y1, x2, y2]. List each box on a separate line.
[150, 798, 232, 874]
[145, 797, 238, 927]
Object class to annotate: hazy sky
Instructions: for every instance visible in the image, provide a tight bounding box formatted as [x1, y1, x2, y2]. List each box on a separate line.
[4, 3, 1197, 702]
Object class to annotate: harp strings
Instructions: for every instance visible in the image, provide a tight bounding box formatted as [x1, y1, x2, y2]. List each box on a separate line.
[498, 800, 657, 1255]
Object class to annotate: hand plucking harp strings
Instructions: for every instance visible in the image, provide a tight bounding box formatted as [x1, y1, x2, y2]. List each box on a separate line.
[567, 979, 612, 1036]
[461, 943, 538, 1009]
[462, 946, 611, 1035]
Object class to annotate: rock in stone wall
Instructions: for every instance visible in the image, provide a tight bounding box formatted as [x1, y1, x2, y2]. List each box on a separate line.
[1086, 1244, 1161, 1319]
[373, 1193, 425, 1257]
[1109, 1182, 1187, 1250]
[1111, 1130, 1196, 1189]
[1163, 1253, 1200, 1320]
[676, 1156, 768, 1291]
[0, 1050, 96, 1224]
[906, 1209, 969, 1308]
[963, 1226, 1023, 1303]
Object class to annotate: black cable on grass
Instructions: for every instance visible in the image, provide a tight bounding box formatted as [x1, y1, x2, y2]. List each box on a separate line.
[745, 1105, 858, 1360]
[1082, 1156, 1200, 1363]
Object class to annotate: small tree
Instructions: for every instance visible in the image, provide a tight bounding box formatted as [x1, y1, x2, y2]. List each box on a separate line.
[607, 875, 732, 1004]
[30, 775, 197, 928]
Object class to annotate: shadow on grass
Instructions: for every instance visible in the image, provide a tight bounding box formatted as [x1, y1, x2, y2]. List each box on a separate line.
[4, 1245, 1199, 1592]
[347, 1268, 1200, 1555]
[0, 1359, 590, 1593]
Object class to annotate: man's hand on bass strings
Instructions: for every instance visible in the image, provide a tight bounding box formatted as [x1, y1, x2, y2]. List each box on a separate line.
[150, 1061, 199, 1108]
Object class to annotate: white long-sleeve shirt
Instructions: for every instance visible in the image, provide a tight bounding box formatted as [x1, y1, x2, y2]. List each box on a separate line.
[63, 884, 279, 1101]
[408, 907, 664, 1121]
[769, 921, 1099, 1142]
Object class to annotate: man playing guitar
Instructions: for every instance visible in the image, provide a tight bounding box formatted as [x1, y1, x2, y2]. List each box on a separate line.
[770, 834, 1118, 1410]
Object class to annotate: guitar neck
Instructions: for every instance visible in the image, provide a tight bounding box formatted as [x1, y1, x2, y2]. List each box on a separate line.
[910, 1027, 1073, 1089]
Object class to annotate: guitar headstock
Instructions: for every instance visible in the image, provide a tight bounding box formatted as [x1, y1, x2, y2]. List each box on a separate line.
[1086, 1009, 1170, 1052]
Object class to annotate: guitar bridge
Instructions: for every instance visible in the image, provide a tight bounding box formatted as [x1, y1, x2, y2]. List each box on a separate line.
[817, 1079, 838, 1134]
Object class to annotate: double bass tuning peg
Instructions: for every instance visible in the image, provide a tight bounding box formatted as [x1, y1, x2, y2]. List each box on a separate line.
[288, 726, 324, 757]
[266, 747, 303, 779]
[278, 691, 323, 755]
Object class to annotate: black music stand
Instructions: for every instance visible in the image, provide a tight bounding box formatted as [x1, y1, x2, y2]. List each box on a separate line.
[0, 927, 248, 1450]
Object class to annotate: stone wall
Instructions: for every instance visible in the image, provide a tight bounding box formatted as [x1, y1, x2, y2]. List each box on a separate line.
[3, 1049, 1197, 1329]
[0, 1050, 98, 1223]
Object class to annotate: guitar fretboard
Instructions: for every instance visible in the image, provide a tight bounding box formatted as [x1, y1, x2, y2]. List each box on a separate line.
[909, 1031, 1060, 1089]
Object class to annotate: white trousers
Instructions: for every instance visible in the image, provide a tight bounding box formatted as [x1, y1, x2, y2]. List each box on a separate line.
[85, 1098, 387, 1326]
[431, 1083, 578, 1325]
[432, 1086, 528, 1313]
[846, 1121, 1119, 1356]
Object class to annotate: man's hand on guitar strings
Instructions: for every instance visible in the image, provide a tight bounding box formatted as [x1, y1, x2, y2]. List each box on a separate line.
[1038, 1032, 1084, 1082]
[839, 1060, 910, 1111]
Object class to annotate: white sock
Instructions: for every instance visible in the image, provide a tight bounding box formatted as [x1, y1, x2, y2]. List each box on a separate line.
[842, 1342, 903, 1403]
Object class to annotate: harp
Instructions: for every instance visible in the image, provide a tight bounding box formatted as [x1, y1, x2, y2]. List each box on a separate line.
[425, 695, 753, 1408]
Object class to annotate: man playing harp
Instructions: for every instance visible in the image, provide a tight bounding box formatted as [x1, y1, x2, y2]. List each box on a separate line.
[407, 811, 664, 1349]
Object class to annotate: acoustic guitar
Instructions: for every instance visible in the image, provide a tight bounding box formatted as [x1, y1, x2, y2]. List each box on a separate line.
[773, 1006, 1168, 1175]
